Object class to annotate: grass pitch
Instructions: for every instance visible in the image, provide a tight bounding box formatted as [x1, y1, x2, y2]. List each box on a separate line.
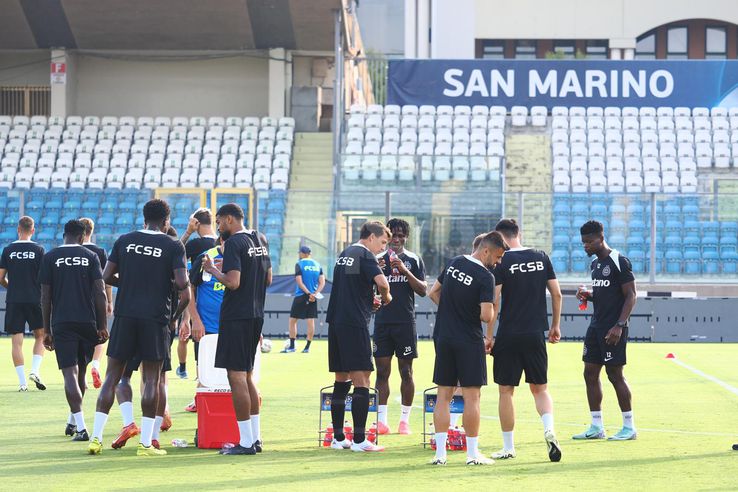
[1, 338, 737, 491]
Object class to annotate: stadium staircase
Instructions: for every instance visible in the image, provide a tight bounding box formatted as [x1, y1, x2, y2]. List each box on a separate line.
[504, 132, 553, 252]
[279, 133, 334, 274]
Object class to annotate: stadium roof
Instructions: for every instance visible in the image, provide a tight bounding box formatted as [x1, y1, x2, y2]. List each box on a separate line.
[0, 0, 342, 51]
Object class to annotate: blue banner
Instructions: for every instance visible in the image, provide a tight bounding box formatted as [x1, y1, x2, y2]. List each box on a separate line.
[387, 60, 738, 108]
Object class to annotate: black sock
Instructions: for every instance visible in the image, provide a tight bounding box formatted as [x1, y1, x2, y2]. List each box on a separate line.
[351, 387, 370, 444]
[289, 338, 295, 349]
[305, 340, 312, 349]
[331, 381, 352, 441]
[179, 363, 186, 372]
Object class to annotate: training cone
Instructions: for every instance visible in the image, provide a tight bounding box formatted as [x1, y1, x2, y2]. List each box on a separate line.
[665, 353, 675, 359]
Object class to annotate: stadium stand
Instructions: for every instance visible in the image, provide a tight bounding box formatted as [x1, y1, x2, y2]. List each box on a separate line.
[0, 115, 293, 271]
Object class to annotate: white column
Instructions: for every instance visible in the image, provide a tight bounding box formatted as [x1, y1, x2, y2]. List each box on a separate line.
[610, 48, 622, 60]
[416, 0, 430, 59]
[623, 48, 635, 60]
[284, 50, 293, 116]
[50, 48, 73, 117]
[268, 47, 286, 118]
[404, 0, 417, 58]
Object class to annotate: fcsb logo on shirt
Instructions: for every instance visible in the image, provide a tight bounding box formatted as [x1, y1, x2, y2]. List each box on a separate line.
[335, 256, 354, 266]
[125, 244, 163, 257]
[509, 261, 544, 274]
[248, 246, 268, 257]
[55, 257, 90, 267]
[447, 266, 473, 285]
[9, 251, 35, 259]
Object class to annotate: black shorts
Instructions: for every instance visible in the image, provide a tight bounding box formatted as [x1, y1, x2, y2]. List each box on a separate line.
[328, 323, 373, 373]
[433, 337, 487, 388]
[53, 322, 100, 370]
[107, 316, 170, 362]
[492, 332, 547, 386]
[289, 295, 318, 319]
[373, 322, 418, 359]
[215, 318, 263, 372]
[583, 325, 628, 366]
[4, 303, 43, 334]
[124, 328, 176, 376]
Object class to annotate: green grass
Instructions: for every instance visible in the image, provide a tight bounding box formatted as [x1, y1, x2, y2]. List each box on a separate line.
[1, 339, 738, 491]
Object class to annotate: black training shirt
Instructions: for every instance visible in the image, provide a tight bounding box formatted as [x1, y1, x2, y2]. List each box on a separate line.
[185, 236, 217, 264]
[39, 245, 103, 326]
[492, 248, 556, 335]
[375, 249, 425, 325]
[220, 230, 271, 321]
[434, 255, 495, 342]
[0, 240, 45, 304]
[326, 243, 383, 328]
[83, 243, 108, 270]
[589, 250, 635, 331]
[108, 230, 187, 325]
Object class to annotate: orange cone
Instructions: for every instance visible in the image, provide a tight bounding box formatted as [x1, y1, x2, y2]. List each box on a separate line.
[665, 353, 675, 359]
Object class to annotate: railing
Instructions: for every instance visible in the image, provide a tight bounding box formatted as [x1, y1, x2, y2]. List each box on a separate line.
[0, 86, 50, 116]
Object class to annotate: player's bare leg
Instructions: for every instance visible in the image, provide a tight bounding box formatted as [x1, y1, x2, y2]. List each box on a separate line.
[605, 365, 636, 440]
[430, 385, 453, 464]
[89, 357, 128, 453]
[137, 360, 165, 454]
[461, 386, 491, 464]
[530, 383, 560, 461]
[374, 356, 392, 434]
[397, 357, 414, 434]
[303, 319, 315, 352]
[247, 371, 262, 451]
[176, 338, 188, 378]
[62, 364, 89, 441]
[90, 344, 105, 388]
[28, 328, 46, 390]
[219, 370, 256, 455]
[283, 318, 298, 352]
[492, 385, 516, 459]
[11, 333, 27, 389]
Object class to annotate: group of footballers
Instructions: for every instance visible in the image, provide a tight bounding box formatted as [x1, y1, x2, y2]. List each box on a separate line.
[2, 198, 638, 462]
[325, 217, 637, 465]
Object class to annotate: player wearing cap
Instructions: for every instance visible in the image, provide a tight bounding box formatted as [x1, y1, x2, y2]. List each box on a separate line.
[573, 220, 637, 441]
[79, 217, 113, 390]
[488, 219, 563, 462]
[40, 220, 108, 442]
[373, 218, 426, 436]
[177, 208, 218, 379]
[283, 245, 324, 353]
[326, 221, 392, 453]
[202, 203, 272, 456]
[428, 231, 508, 466]
[0, 216, 46, 392]
[88, 199, 190, 456]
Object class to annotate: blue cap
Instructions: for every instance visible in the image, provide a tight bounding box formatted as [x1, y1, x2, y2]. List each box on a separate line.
[299, 246, 311, 254]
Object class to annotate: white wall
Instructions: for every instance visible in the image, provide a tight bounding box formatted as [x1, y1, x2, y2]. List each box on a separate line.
[474, 0, 738, 44]
[0, 51, 51, 86]
[431, 0, 475, 59]
[72, 53, 269, 117]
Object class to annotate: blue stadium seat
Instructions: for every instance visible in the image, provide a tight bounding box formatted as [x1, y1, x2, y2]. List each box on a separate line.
[552, 202, 569, 216]
[26, 200, 45, 214]
[663, 203, 681, 221]
[628, 218, 646, 235]
[0, 230, 15, 241]
[571, 202, 588, 215]
[590, 203, 608, 218]
[722, 251, 738, 274]
[553, 234, 569, 250]
[2, 215, 16, 226]
[41, 213, 60, 226]
[98, 214, 115, 227]
[119, 199, 137, 212]
[37, 230, 55, 242]
[665, 220, 682, 234]
[116, 214, 135, 227]
[682, 236, 701, 253]
[720, 236, 737, 253]
[664, 235, 682, 250]
[701, 235, 719, 254]
[627, 249, 646, 273]
[721, 222, 738, 237]
[702, 222, 720, 236]
[682, 204, 700, 221]
[610, 219, 627, 235]
[60, 213, 79, 224]
[609, 203, 626, 216]
[570, 251, 590, 273]
[7, 199, 20, 212]
[609, 234, 626, 250]
[684, 251, 702, 274]
[683, 220, 701, 235]
[703, 251, 720, 274]
[626, 236, 646, 251]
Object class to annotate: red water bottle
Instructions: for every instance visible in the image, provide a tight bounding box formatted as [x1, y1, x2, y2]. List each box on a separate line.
[578, 284, 588, 311]
[323, 423, 333, 447]
[368, 423, 377, 444]
[459, 427, 467, 451]
[429, 423, 437, 450]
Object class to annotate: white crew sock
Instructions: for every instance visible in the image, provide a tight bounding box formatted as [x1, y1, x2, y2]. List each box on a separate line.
[591, 411, 603, 428]
[400, 405, 412, 423]
[378, 405, 388, 425]
[120, 401, 134, 427]
[73, 411, 87, 432]
[502, 431, 514, 451]
[541, 413, 554, 433]
[152, 416, 163, 441]
[237, 419, 254, 448]
[251, 414, 261, 442]
[92, 412, 109, 441]
[622, 411, 634, 429]
[68, 413, 75, 425]
[91, 359, 100, 371]
[434, 432, 448, 460]
[450, 413, 462, 427]
[15, 365, 26, 386]
[31, 354, 42, 375]
[466, 436, 479, 460]
[140, 417, 155, 447]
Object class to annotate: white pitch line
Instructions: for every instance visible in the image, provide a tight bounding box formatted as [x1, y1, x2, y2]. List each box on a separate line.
[669, 357, 738, 397]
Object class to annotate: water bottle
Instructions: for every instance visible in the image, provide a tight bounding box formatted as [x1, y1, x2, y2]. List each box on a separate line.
[429, 423, 437, 450]
[323, 423, 333, 447]
[389, 250, 399, 274]
[368, 423, 377, 444]
[202, 252, 213, 282]
[578, 284, 588, 311]
[459, 427, 467, 451]
[344, 420, 353, 442]
[171, 439, 188, 448]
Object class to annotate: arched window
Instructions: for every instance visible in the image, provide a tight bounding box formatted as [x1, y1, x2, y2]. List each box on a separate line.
[635, 31, 656, 59]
